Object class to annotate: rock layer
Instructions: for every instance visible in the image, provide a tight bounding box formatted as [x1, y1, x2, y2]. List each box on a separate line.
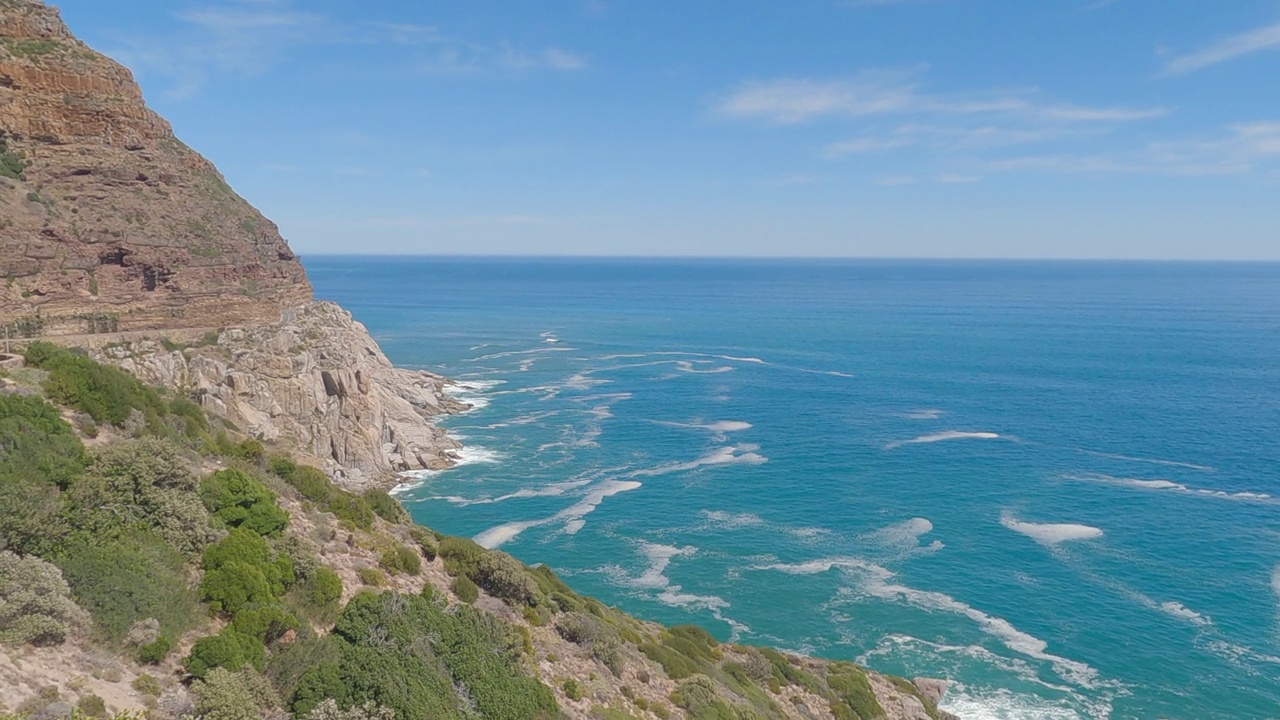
[95, 301, 467, 485]
[0, 0, 311, 337]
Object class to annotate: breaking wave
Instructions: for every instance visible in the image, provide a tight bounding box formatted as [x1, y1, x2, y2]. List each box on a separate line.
[1000, 512, 1103, 546]
[886, 430, 1001, 449]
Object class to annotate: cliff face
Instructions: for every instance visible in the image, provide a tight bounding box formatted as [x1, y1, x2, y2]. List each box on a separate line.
[0, 0, 311, 338]
[95, 302, 467, 484]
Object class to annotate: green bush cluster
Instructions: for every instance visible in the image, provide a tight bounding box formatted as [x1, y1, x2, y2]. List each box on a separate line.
[270, 462, 377, 530]
[290, 591, 556, 720]
[199, 529, 294, 614]
[0, 395, 86, 556]
[0, 135, 27, 180]
[378, 544, 421, 576]
[56, 531, 197, 654]
[361, 489, 408, 525]
[0, 551, 81, 646]
[438, 536, 545, 608]
[451, 575, 479, 604]
[25, 342, 174, 434]
[201, 468, 290, 537]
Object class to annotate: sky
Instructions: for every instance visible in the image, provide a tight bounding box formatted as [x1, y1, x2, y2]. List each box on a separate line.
[49, 0, 1280, 258]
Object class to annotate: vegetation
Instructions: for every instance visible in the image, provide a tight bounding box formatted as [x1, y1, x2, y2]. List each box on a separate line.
[0, 347, 928, 720]
[0, 135, 26, 180]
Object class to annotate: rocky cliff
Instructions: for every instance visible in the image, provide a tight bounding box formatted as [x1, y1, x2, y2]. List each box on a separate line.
[0, 0, 310, 338]
[94, 301, 467, 483]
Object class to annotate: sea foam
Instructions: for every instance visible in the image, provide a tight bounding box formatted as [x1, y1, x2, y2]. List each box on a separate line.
[1000, 512, 1103, 546]
[1065, 473, 1272, 503]
[886, 430, 1001, 449]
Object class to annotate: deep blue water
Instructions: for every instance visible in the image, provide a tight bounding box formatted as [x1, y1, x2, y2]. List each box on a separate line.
[305, 257, 1280, 720]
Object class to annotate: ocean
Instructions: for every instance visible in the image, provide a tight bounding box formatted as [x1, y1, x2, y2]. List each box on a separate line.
[304, 257, 1280, 720]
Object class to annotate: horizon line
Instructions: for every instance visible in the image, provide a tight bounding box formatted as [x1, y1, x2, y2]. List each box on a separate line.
[296, 253, 1280, 263]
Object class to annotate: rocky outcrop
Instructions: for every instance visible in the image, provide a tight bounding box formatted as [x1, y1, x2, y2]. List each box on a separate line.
[96, 301, 467, 486]
[0, 0, 311, 338]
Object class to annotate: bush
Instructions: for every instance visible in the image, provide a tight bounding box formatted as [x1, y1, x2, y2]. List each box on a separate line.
[324, 492, 375, 531]
[0, 395, 85, 555]
[472, 551, 539, 606]
[379, 544, 421, 576]
[131, 673, 162, 697]
[825, 663, 884, 720]
[285, 465, 330, 502]
[200, 468, 289, 537]
[563, 678, 584, 701]
[190, 667, 279, 720]
[268, 455, 297, 480]
[0, 551, 82, 646]
[303, 700, 398, 720]
[230, 604, 301, 644]
[408, 526, 438, 561]
[356, 567, 386, 587]
[184, 629, 266, 679]
[66, 438, 218, 557]
[201, 562, 273, 615]
[137, 636, 173, 664]
[673, 675, 736, 720]
[25, 341, 166, 428]
[438, 535, 486, 577]
[362, 489, 408, 525]
[451, 575, 479, 604]
[299, 567, 343, 608]
[76, 694, 107, 718]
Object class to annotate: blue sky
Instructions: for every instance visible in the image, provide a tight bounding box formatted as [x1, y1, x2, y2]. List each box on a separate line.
[53, 0, 1280, 258]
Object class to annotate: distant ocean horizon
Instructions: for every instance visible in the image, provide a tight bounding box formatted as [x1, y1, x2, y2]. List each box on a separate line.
[305, 256, 1280, 720]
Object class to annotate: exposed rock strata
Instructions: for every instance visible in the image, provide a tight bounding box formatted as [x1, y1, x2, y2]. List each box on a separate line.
[96, 301, 467, 486]
[0, 0, 311, 337]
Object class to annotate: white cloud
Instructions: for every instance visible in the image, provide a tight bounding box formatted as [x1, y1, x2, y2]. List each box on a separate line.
[715, 70, 1164, 126]
[1165, 21, 1280, 75]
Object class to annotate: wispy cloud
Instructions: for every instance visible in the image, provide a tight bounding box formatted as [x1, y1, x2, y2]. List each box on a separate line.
[107, 1, 585, 98]
[1164, 21, 1280, 75]
[985, 122, 1280, 176]
[715, 70, 1165, 125]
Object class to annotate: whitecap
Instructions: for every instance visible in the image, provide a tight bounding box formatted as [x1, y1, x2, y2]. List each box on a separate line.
[699, 510, 767, 529]
[655, 419, 753, 442]
[631, 444, 768, 476]
[886, 430, 1000, 449]
[940, 685, 1094, 720]
[756, 557, 1101, 688]
[906, 408, 945, 420]
[1159, 601, 1211, 627]
[1000, 512, 1103, 546]
[1064, 473, 1273, 503]
[863, 518, 945, 557]
[1272, 565, 1280, 606]
[604, 543, 748, 637]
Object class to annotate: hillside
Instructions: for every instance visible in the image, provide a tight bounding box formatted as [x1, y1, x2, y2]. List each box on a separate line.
[0, 345, 954, 720]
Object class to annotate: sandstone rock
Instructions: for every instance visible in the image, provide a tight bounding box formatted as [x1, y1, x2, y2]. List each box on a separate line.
[913, 677, 949, 705]
[0, 0, 311, 338]
[93, 301, 467, 487]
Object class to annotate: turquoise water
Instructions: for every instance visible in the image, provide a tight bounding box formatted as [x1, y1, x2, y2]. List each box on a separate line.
[305, 258, 1280, 720]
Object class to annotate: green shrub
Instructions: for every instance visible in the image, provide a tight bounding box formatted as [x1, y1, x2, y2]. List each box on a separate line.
[825, 663, 884, 720]
[232, 439, 266, 463]
[0, 395, 86, 555]
[473, 551, 539, 606]
[356, 567, 386, 587]
[408, 526, 438, 560]
[285, 465, 331, 502]
[200, 468, 289, 537]
[673, 675, 736, 720]
[379, 544, 421, 576]
[76, 694, 108, 717]
[201, 562, 274, 615]
[131, 673, 162, 697]
[325, 492, 375, 531]
[563, 678, 584, 701]
[25, 341, 165, 427]
[362, 489, 408, 524]
[137, 636, 173, 664]
[67, 438, 217, 557]
[0, 551, 81, 646]
[438, 535, 486, 577]
[230, 604, 301, 644]
[56, 531, 197, 645]
[190, 667, 279, 719]
[299, 567, 343, 608]
[452, 575, 479, 603]
[184, 628, 266, 679]
[268, 455, 297, 480]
